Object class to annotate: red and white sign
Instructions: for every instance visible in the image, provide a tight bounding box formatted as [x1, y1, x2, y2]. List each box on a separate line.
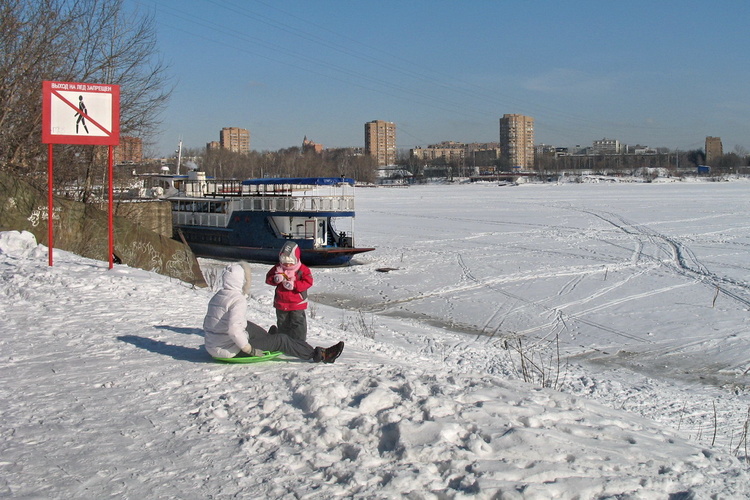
[42, 81, 121, 268]
[42, 81, 120, 145]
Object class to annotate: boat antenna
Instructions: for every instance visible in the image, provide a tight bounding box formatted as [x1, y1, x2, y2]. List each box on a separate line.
[176, 138, 183, 175]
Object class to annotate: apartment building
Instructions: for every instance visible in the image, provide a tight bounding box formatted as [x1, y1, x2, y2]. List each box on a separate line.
[410, 143, 465, 163]
[114, 136, 143, 165]
[411, 141, 502, 169]
[705, 136, 723, 165]
[592, 138, 621, 155]
[499, 114, 534, 169]
[219, 127, 251, 154]
[364, 120, 397, 166]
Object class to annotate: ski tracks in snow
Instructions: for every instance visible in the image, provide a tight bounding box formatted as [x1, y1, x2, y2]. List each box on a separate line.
[575, 207, 750, 308]
[478, 204, 750, 347]
[456, 253, 654, 347]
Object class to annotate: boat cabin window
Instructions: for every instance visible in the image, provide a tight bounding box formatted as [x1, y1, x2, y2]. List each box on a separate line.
[172, 200, 227, 213]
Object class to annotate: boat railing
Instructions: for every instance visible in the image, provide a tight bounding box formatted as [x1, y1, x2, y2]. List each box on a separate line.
[171, 194, 354, 229]
[177, 179, 355, 213]
[236, 195, 354, 212]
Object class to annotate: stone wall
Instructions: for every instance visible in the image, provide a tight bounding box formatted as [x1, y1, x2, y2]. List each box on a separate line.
[102, 200, 173, 237]
[0, 171, 206, 287]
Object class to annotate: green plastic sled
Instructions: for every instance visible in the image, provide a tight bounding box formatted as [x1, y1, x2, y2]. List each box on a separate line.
[212, 351, 283, 363]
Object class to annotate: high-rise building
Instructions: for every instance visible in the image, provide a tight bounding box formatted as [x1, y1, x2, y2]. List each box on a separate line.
[220, 127, 250, 154]
[705, 136, 723, 165]
[499, 114, 534, 169]
[365, 120, 396, 166]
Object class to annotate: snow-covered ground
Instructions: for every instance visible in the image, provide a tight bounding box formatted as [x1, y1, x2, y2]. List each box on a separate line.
[1, 180, 749, 498]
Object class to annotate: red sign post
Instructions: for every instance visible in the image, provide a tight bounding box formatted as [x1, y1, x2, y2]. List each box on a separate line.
[42, 81, 120, 268]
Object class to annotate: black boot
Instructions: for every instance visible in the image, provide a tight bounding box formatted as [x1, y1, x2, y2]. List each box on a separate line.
[320, 341, 344, 363]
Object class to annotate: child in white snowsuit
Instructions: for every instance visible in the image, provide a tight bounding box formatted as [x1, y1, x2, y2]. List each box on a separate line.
[265, 242, 313, 342]
[203, 261, 343, 363]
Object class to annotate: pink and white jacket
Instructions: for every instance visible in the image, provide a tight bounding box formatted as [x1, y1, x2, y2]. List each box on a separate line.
[265, 242, 313, 311]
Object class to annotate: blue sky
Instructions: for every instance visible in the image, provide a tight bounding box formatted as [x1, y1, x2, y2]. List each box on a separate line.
[134, 0, 750, 157]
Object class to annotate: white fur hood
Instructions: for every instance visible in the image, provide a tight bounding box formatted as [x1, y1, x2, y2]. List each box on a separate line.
[221, 261, 252, 296]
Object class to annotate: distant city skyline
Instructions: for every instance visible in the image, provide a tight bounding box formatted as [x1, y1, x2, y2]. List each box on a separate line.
[136, 0, 750, 157]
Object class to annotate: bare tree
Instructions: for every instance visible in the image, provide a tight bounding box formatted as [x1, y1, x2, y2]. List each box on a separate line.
[0, 0, 73, 170]
[198, 145, 377, 183]
[713, 153, 743, 173]
[66, 0, 172, 139]
[0, 0, 172, 199]
[202, 148, 260, 179]
[686, 149, 706, 169]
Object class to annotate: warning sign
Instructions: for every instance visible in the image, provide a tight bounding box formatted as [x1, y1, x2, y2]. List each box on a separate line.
[42, 81, 120, 145]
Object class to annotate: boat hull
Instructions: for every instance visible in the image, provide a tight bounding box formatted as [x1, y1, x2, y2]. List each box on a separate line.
[182, 240, 374, 266]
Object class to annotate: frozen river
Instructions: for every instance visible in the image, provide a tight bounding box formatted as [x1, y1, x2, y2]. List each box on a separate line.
[313, 180, 750, 388]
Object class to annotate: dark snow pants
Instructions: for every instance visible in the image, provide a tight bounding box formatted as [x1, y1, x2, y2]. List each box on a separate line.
[275, 309, 307, 342]
[236, 321, 314, 360]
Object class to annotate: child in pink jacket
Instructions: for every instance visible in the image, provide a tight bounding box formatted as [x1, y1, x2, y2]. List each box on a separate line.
[265, 242, 313, 341]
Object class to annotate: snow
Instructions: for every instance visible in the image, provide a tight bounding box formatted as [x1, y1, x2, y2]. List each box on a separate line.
[2, 180, 750, 498]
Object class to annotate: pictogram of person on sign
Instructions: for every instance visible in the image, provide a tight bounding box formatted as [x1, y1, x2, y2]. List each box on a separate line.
[75, 95, 89, 134]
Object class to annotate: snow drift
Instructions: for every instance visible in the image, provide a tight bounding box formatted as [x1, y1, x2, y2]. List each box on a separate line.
[2, 180, 749, 498]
